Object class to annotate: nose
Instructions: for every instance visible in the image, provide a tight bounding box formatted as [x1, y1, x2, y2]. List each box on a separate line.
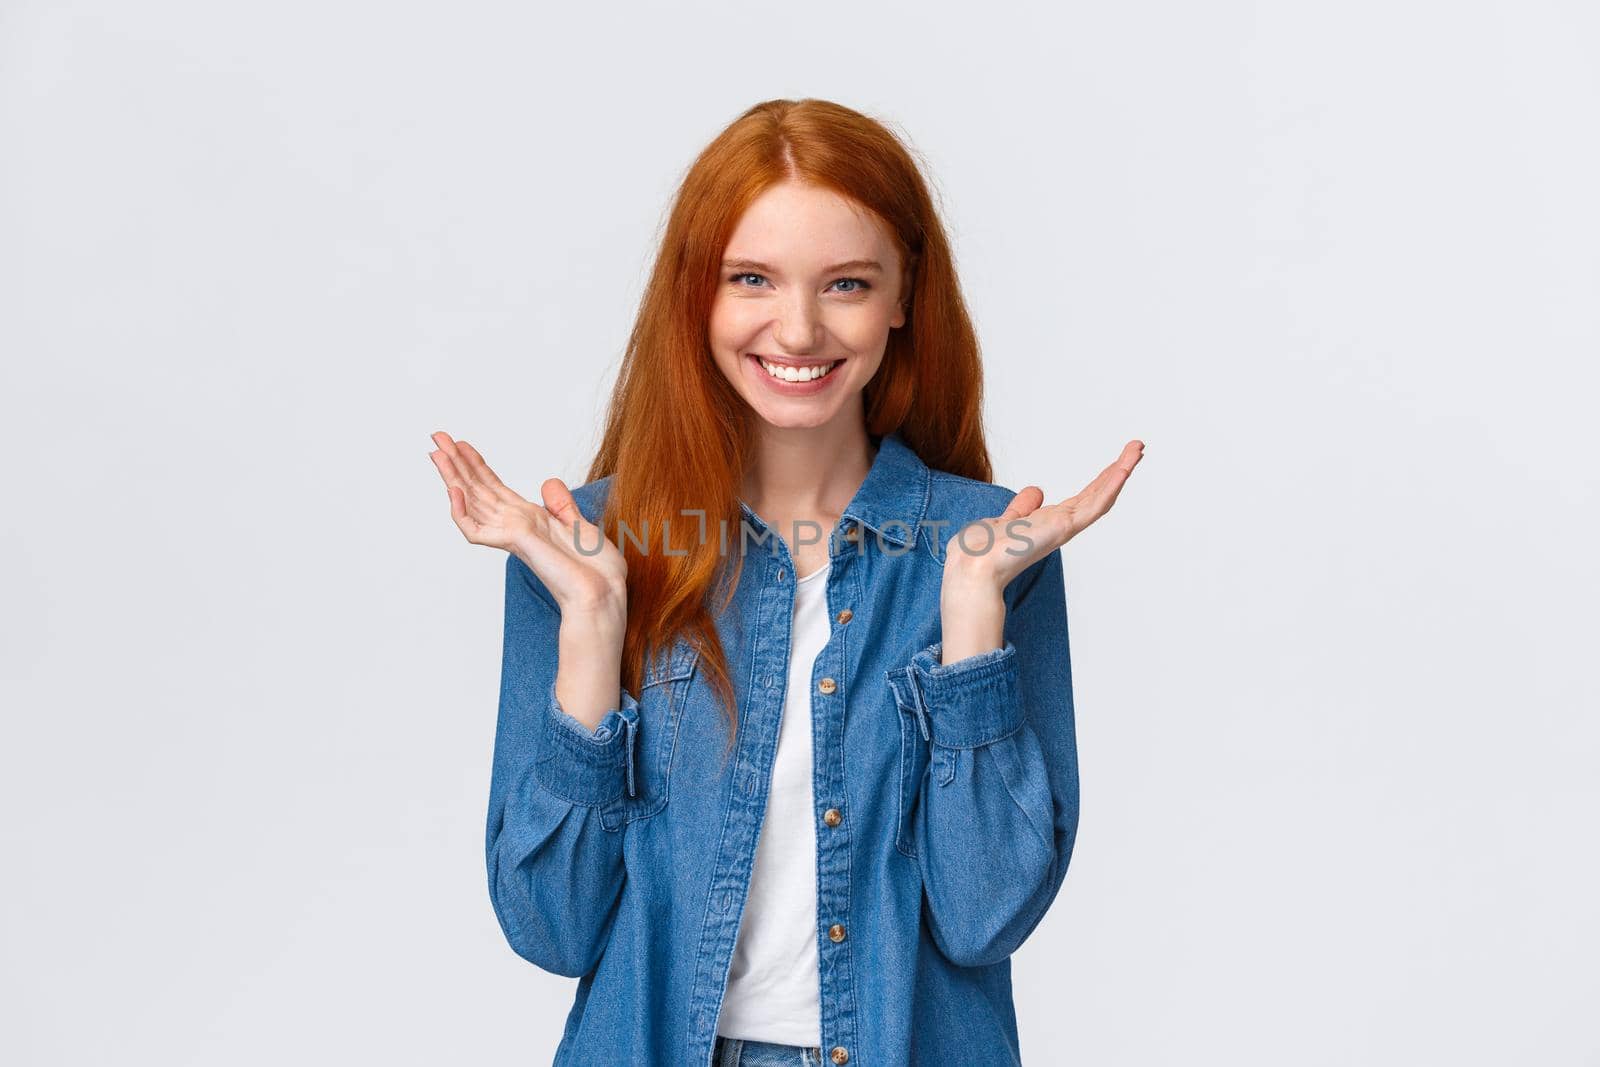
[772, 290, 823, 353]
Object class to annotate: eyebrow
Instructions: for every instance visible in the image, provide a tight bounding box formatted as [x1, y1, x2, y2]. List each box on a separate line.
[722, 258, 886, 275]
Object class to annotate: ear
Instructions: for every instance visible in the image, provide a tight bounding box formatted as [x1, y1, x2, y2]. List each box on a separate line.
[891, 267, 913, 329]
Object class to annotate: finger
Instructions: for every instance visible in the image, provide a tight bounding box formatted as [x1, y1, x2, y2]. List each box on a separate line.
[425, 435, 464, 483]
[430, 433, 472, 489]
[455, 439, 522, 504]
[1063, 441, 1145, 524]
[1061, 473, 1118, 528]
[446, 485, 479, 540]
[1007, 500, 1072, 551]
[990, 485, 1053, 553]
[997, 485, 1044, 522]
[433, 434, 499, 511]
[430, 448, 469, 493]
[1109, 440, 1145, 480]
[1088, 468, 1131, 520]
[1091, 440, 1145, 512]
[541, 477, 583, 527]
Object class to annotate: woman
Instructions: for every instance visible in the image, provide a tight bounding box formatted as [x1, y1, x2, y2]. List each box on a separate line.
[429, 98, 1142, 1067]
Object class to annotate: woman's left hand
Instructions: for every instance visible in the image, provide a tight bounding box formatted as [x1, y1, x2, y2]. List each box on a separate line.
[938, 440, 1144, 663]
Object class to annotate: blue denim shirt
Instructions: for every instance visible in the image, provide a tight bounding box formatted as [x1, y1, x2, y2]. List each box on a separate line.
[485, 430, 1080, 1066]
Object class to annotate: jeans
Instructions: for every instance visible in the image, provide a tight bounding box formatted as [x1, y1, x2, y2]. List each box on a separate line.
[713, 1036, 823, 1065]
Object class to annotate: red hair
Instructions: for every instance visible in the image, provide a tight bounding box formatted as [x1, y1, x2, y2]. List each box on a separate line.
[585, 97, 993, 744]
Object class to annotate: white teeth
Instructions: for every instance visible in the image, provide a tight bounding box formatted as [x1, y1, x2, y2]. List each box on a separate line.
[758, 358, 839, 383]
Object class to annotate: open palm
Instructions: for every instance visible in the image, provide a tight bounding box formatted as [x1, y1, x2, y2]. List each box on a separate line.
[944, 440, 1145, 591]
[428, 431, 626, 614]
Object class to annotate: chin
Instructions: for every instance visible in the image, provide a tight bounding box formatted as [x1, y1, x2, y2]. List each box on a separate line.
[750, 406, 839, 431]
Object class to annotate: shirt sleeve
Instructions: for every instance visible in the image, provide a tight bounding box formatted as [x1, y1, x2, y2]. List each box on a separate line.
[484, 551, 635, 978]
[894, 546, 1080, 968]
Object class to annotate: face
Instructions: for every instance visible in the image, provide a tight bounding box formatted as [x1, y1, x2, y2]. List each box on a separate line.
[707, 179, 908, 433]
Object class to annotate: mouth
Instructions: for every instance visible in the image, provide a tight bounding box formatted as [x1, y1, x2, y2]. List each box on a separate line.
[747, 353, 845, 384]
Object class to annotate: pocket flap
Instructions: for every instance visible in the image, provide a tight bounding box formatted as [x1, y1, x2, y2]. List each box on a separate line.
[643, 638, 701, 688]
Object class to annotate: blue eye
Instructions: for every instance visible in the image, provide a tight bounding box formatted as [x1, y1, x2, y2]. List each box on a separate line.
[727, 273, 872, 294]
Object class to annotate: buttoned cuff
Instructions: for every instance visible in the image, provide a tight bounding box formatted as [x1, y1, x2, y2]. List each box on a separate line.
[906, 640, 1025, 749]
[535, 678, 641, 806]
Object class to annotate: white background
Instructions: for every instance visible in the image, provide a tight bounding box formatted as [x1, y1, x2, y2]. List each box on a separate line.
[2, 2, 1596, 1064]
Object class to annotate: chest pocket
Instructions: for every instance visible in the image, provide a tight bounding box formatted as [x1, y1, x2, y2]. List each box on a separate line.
[600, 639, 700, 830]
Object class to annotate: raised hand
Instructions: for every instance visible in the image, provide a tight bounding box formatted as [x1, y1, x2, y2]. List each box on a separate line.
[938, 440, 1144, 664]
[428, 431, 627, 619]
[943, 440, 1145, 589]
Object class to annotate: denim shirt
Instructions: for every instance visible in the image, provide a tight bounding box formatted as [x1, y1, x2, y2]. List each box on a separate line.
[485, 430, 1080, 1067]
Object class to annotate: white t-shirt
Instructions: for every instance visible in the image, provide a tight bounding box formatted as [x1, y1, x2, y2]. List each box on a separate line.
[715, 559, 831, 1046]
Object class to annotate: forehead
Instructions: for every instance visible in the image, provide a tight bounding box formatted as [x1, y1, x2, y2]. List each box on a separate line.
[723, 180, 898, 268]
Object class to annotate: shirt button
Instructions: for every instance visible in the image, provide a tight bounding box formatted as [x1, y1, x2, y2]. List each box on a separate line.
[843, 525, 860, 542]
[828, 923, 847, 943]
[822, 808, 842, 828]
[830, 1048, 849, 1065]
[817, 677, 837, 695]
[836, 608, 853, 624]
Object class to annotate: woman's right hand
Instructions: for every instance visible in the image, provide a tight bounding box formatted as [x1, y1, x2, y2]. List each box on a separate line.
[428, 431, 627, 623]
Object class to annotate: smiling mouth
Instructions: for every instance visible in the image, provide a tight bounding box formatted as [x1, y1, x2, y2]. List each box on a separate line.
[749, 354, 844, 383]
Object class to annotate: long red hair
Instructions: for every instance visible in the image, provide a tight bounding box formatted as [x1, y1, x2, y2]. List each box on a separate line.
[585, 97, 993, 745]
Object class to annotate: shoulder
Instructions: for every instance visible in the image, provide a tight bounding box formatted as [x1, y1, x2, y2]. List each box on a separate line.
[569, 474, 614, 526]
[923, 468, 1023, 535]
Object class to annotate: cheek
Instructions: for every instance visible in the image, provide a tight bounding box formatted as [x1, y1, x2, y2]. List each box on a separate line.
[830, 303, 898, 349]
[707, 306, 769, 392]
[708, 300, 754, 347]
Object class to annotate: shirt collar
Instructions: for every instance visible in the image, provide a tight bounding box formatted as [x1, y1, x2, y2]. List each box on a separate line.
[841, 430, 931, 548]
[738, 429, 930, 550]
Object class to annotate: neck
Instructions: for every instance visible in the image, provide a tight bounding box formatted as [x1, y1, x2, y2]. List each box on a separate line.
[741, 422, 877, 537]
